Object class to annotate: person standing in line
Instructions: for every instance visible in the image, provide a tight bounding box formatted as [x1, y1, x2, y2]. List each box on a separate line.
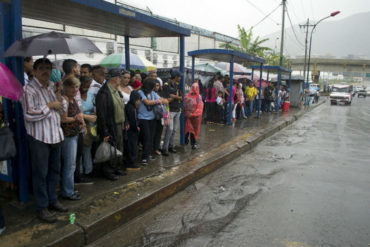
[125, 90, 141, 171]
[245, 81, 257, 117]
[60, 77, 86, 200]
[205, 78, 216, 123]
[95, 69, 126, 180]
[161, 70, 183, 156]
[184, 83, 204, 149]
[80, 64, 93, 79]
[118, 70, 132, 105]
[23, 56, 33, 85]
[21, 58, 68, 223]
[137, 78, 163, 164]
[152, 80, 169, 155]
[78, 76, 97, 184]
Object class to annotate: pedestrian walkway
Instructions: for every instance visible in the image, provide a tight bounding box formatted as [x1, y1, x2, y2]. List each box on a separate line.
[0, 104, 325, 247]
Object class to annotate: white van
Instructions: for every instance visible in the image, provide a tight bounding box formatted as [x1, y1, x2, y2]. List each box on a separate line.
[330, 84, 352, 105]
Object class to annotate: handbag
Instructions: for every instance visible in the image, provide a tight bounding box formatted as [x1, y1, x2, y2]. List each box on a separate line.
[0, 126, 16, 161]
[153, 104, 163, 120]
[93, 141, 122, 164]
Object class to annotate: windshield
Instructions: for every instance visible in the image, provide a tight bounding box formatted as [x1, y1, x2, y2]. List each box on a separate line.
[332, 87, 350, 93]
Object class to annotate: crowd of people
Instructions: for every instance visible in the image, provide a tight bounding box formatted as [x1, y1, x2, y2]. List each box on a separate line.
[20, 57, 205, 223]
[6, 55, 292, 225]
[203, 72, 290, 123]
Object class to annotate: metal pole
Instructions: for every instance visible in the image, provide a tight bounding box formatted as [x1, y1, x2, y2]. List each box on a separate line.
[179, 35, 185, 144]
[251, 68, 254, 81]
[9, 0, 29, 202]
[279, 0, 286, 67]
[301, 18, 309, 82]
[306, 15, 331, 83]
[257, 63, 263, 118]
[267, 71, 270, 81]
[191, 56, 195, 84]
[124, 36, 130, 71]
[228, 55, 234, 125]
[276, 69, 281, 112]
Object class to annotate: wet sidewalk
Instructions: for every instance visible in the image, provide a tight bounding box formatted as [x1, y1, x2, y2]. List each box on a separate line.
[0, 102, 325, 247]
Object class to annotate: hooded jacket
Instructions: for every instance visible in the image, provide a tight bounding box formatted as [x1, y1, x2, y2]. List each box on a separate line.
[125, 90, 141, 133]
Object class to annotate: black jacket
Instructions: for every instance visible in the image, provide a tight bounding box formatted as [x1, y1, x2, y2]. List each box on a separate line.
[95, 83, 121, 143]
[125, 91, 140, 133]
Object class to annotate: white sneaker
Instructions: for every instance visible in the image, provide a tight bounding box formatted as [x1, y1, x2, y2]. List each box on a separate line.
[0, 226, 6, 235]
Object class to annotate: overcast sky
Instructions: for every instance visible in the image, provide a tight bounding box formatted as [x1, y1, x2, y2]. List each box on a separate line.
[115, 0, 370, 38]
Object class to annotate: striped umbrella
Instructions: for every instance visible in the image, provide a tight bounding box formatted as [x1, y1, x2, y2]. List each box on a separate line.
[100, 53, 156, 72]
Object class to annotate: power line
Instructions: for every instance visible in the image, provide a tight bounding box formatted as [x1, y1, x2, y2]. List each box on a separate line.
[299, 0, 307, 20]
[310, 0, 316, 21]
[286, 0, 301, 24]
[244, 0, 279, 25]
[252, 4, 281, 29]
[286, 6, 305, 48]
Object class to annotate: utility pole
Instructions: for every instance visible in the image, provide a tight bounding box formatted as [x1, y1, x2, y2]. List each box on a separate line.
[279, 0, 286, 67]
[299, 19, 312, 82]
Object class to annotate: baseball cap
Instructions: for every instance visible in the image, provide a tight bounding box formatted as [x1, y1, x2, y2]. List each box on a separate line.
[106, 68, 123, 79]
[170, 70, 183, 78]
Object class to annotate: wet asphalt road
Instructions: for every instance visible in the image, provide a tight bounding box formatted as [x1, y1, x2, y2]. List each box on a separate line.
[91, 96, 370, 247]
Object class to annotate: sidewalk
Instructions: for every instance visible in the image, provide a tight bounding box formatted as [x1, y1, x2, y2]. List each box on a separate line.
[0, 101, 325, 247]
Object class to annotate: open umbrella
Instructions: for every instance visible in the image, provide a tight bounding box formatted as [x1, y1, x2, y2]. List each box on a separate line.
[0, 63, 23, 101]
[100, 53, 156, 72]
[254, 79, 269, 88]
[194, 63, 227, 74]
[4, 31, 102, 57]
[215, 62, 250, 74]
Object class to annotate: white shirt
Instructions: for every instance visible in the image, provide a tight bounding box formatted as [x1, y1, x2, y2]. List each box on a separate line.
[24, 72, 30, 86]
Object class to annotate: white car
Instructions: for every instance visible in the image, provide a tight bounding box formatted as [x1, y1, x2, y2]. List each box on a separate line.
[330, 84, 352, 105]
[366, 87, 370, 96]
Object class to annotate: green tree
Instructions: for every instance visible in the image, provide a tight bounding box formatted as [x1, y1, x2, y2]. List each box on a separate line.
[220, 25, 289, 67]
[219, 25, 272, 57]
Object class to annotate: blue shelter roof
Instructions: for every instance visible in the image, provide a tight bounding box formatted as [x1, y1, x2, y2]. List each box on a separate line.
[188, 49, 265, 64]
[21, 0, 191, 37]
[251, 65, 291, 74]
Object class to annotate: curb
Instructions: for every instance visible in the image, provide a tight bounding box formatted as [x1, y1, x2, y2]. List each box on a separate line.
[39, 100, 327, 246]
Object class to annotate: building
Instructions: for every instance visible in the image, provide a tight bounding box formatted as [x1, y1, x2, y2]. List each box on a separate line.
[22, 0, 240, 68]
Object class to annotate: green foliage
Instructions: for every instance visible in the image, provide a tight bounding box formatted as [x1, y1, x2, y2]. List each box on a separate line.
[220, 25, 288, 67]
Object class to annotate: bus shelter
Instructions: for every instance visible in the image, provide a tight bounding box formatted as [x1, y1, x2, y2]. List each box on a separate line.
[0, 0, 190, 202]
[251, 65, 291, 112]
[188, 49, 265, 127]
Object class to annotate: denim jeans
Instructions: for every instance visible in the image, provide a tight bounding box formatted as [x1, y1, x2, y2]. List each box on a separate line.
[61, 135, 78, 197]
[28, 135, 61, 211]
[82, 145, 93, 174]
[247, 100, 254, 116]
[162, 111, 180, 152]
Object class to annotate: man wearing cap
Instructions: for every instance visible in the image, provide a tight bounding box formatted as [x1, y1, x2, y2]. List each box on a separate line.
[95, 69, 126, 180]
[161, 70, 183, 156]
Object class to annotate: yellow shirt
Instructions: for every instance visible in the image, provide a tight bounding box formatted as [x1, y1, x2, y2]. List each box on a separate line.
[245, 86, 257, 101]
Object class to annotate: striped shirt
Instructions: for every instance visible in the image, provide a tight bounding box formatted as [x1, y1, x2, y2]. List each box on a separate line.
[21, 78, 67, 144]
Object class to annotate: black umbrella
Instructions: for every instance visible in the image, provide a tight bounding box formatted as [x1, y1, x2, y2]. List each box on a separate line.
[4, 31, 102, 57]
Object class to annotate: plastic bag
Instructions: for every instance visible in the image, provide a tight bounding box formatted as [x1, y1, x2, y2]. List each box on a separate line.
[0, 127, 16, 161]
[93, 142, 122, 164]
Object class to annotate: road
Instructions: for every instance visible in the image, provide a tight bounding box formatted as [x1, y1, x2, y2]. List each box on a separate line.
[90, 96, 370, 247]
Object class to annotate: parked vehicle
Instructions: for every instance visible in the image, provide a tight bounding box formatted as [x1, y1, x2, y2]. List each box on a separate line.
[366, 87, 370, 96]
[329, 84, 352, 105]
[358, 89, 367, 98]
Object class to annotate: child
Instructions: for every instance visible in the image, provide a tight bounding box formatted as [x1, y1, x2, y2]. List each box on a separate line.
[216, 91, 225, 123]
[125, 91, 141, 171]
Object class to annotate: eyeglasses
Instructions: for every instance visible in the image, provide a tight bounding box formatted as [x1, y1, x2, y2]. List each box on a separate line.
[123, 76, 130, 79]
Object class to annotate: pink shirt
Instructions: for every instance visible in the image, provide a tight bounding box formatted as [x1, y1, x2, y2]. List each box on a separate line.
[205, 88, 216, 102]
